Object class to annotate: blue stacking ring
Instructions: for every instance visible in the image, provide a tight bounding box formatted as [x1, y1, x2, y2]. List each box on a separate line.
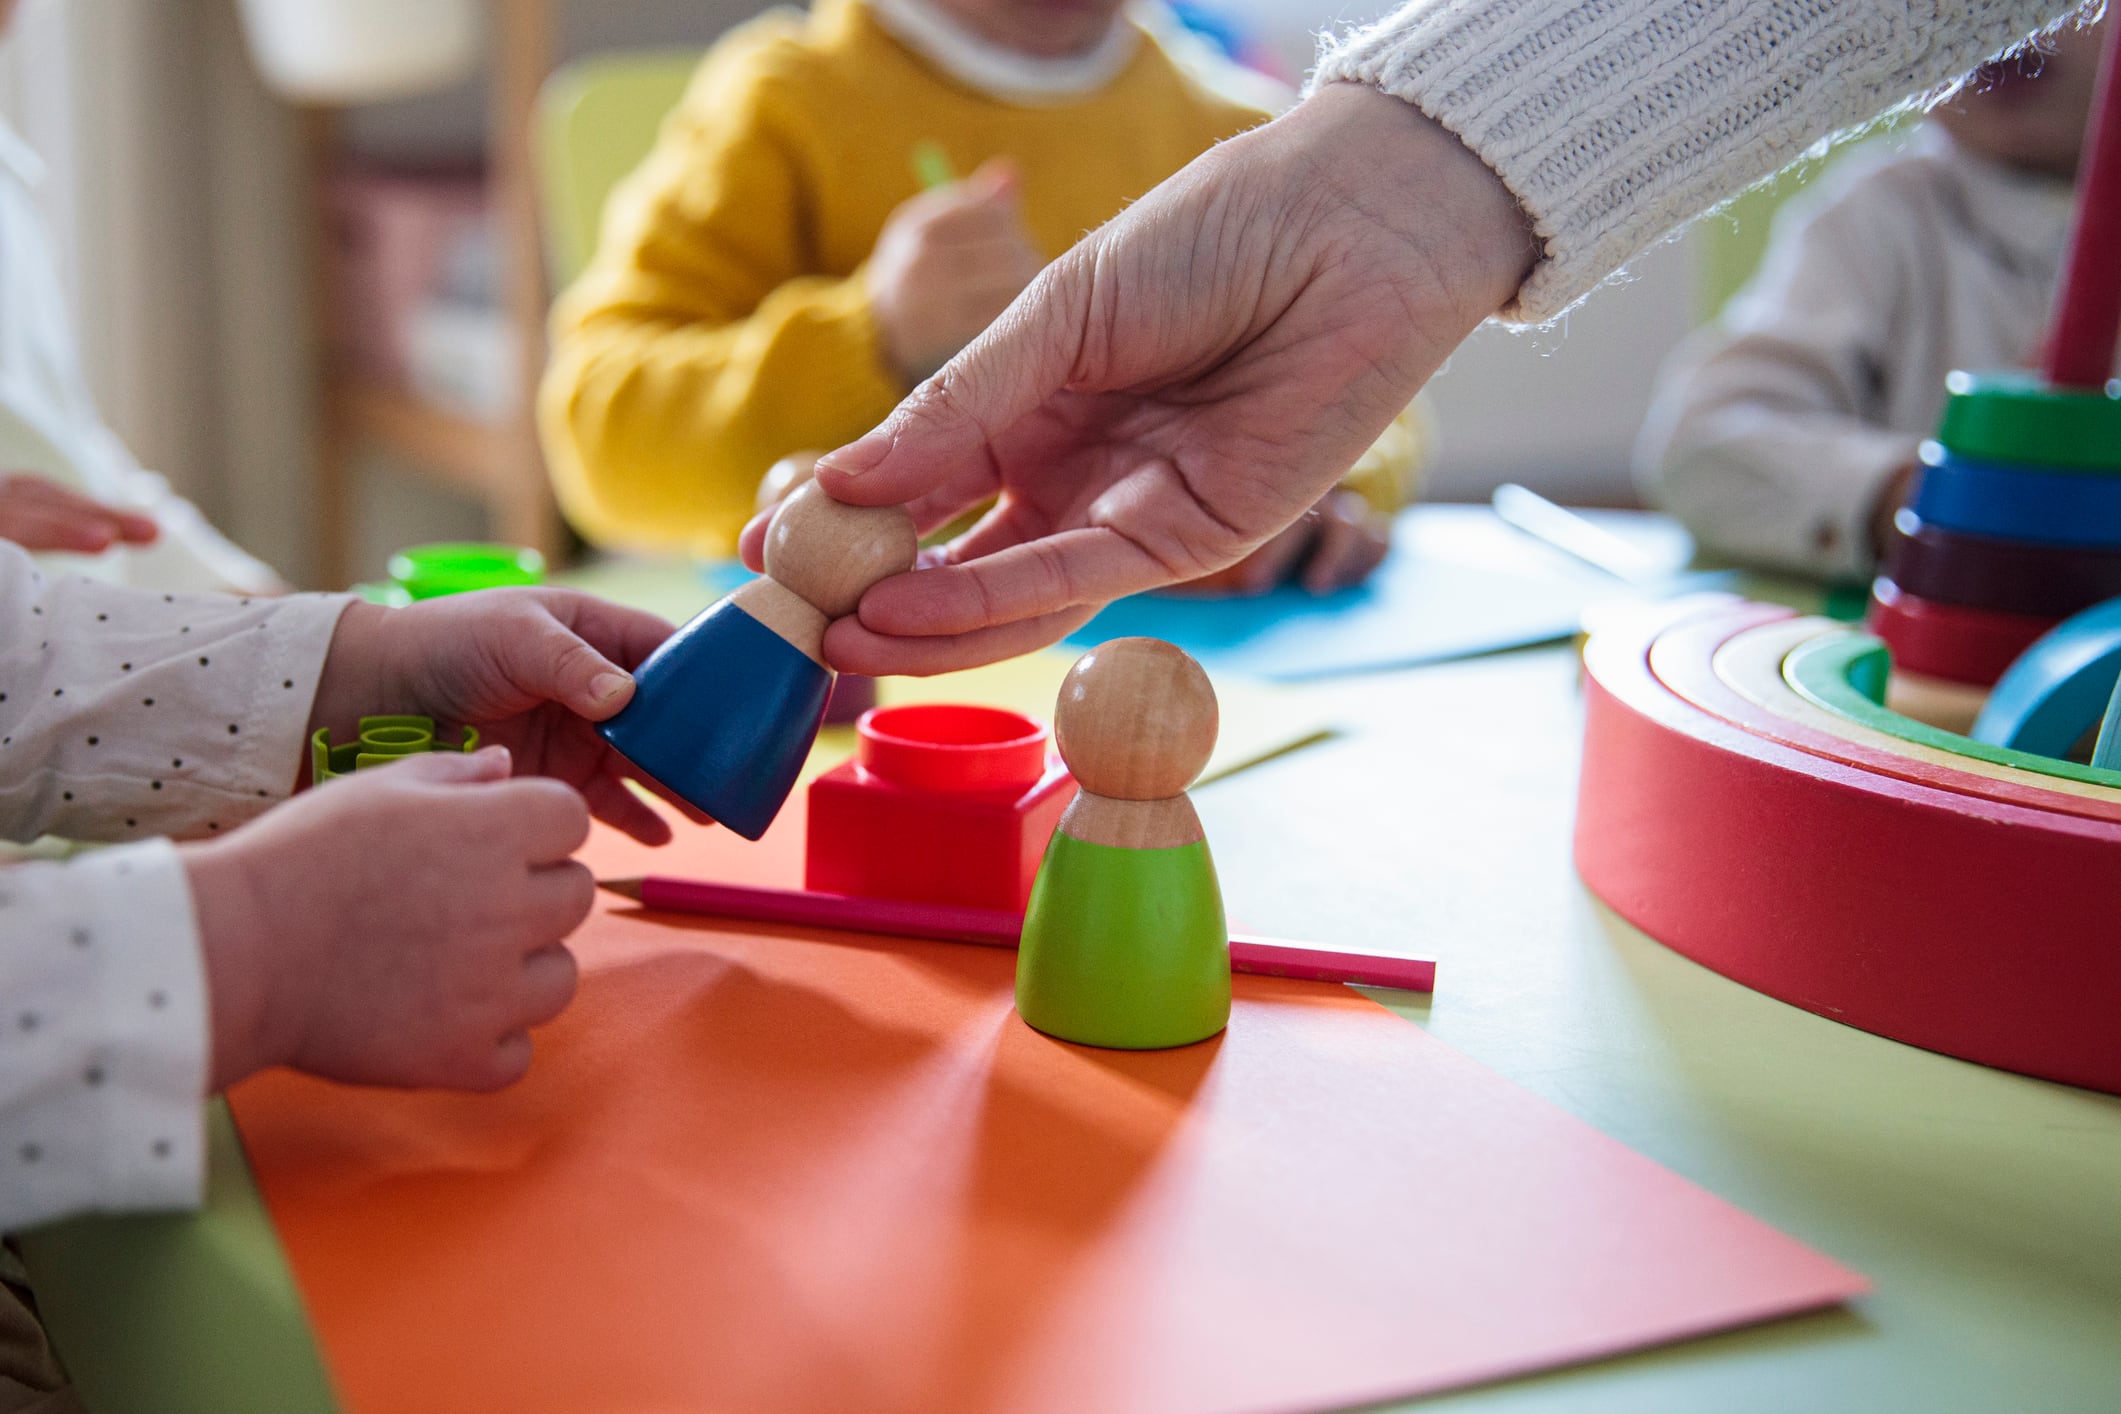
[1911, 444, 2121, 551]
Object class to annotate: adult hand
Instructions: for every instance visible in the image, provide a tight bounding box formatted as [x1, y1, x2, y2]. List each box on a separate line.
[185, 748, 590, 1092]
[869, 159, 1046, 385]
[0, 472, 159, 553]
[750, 84, 1534, 675]
[309, 588, 695, 844]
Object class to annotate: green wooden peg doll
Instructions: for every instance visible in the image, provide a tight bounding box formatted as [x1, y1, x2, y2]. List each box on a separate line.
[1016, 637, 1230, 1049]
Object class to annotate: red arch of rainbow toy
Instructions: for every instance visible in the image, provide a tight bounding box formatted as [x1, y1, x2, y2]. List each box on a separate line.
[1576, 598, 2121, 1095]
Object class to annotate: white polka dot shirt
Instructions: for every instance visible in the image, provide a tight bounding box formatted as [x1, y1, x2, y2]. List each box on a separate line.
[0, 542, 350, 1231]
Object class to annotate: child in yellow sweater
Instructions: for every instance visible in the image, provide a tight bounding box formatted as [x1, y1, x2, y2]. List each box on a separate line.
[540, 0, 1417, 591]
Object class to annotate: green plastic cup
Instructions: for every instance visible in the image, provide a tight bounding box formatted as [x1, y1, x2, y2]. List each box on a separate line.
[386, 543, 545, 600]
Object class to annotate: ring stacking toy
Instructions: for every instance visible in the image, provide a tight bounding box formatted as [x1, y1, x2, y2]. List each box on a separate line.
[1874, 19, 2121, 685]
[1577, 597, 2121, 1096]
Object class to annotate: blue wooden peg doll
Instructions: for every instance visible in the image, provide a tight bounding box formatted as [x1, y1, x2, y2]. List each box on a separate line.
[599, 481, 916, 838]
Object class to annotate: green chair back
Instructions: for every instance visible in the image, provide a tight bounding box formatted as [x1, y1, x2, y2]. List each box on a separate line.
[536, 50, 703, 287]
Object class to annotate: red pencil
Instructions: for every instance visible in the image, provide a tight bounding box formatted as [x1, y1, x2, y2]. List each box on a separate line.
[599, 875, 1436, 993]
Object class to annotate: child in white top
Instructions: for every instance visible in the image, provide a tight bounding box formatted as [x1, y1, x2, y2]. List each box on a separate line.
[0, 117, 283, 594]
[0, 555, 682, 1240]
[1635, 19, 2105, 582]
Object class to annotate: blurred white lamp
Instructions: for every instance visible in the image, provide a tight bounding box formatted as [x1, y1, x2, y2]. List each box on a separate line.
[235, 0, 481, 103]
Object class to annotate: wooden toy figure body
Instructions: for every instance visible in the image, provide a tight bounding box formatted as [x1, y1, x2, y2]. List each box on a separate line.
[1016, 638, 1230, 1049]
[597, 482, 916, 839]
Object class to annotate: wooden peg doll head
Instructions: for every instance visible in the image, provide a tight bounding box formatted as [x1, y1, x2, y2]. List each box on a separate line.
[1053, 638, 1218, 800]
[763, 480, 919, 618]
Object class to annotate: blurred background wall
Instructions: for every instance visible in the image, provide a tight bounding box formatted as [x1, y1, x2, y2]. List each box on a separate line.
[0, 0, 1709, 590]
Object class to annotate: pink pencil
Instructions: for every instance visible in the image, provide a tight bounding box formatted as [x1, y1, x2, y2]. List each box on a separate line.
[600, 875, 1436, 992]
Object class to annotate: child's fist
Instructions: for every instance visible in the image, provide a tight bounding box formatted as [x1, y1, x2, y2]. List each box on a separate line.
[869, 160, 1045, 384]
[187, 747, 593, 1093]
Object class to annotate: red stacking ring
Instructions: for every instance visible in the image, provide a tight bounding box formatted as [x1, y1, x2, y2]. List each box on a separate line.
[1866, 577, 2057, 686]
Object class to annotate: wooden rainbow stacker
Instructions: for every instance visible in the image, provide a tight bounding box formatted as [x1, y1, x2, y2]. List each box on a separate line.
[1577, 595, 2121, 1095]
[1585, 17, 2121, 1092]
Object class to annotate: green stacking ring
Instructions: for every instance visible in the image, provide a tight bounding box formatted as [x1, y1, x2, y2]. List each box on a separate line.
[386, 543, 546, 600]
[313, 715, 479, 782]
[1933, 370, 2121, 472]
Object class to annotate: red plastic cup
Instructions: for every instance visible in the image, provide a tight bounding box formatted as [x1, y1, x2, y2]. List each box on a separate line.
[856, 704, 1050, 794]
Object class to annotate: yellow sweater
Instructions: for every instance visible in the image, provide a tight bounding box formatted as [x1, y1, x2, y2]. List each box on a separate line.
[541, 0, 1281, 554]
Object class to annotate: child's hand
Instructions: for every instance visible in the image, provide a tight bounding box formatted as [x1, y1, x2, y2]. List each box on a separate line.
[186, 748, 590, 1092]
[870, 160, 1044, 384]
[1176, 490, 1393, 596]
[310, 589, 693, 844]
[0, 472, 159, 553]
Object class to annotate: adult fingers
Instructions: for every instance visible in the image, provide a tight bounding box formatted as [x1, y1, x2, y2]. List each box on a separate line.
[853, 524, 1185, 639]
[737, 508, 771, 570]
[814, 258, 1090, 509]
[823, 603, 1099, 677]
[740, 450, 999, 562]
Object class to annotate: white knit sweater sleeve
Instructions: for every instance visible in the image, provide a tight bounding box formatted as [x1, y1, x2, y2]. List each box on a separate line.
[1314, 0, 2089, 323]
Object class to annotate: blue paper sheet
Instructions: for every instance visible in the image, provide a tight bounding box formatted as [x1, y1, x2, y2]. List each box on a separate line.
[701, 506, 1711, 682]
[1063, 505, 1706, 680]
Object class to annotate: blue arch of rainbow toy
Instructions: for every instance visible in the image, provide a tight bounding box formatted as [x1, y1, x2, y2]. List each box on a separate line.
[1972, 598, 2121, 761]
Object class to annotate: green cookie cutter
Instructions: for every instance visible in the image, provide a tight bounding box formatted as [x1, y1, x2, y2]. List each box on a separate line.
[1933, 370, 2121, 473]
[1782, 633, 2121, 790]
[312, 715, 479, 783]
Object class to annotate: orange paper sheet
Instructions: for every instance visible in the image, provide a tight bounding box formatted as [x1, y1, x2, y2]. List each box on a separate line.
[228, 803, 1864, 1413]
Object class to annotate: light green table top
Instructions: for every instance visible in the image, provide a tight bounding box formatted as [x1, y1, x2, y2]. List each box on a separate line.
[21, 553, 2121, 1413]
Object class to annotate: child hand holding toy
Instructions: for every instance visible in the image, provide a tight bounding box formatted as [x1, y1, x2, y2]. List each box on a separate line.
[0, 554, 681, 1232]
